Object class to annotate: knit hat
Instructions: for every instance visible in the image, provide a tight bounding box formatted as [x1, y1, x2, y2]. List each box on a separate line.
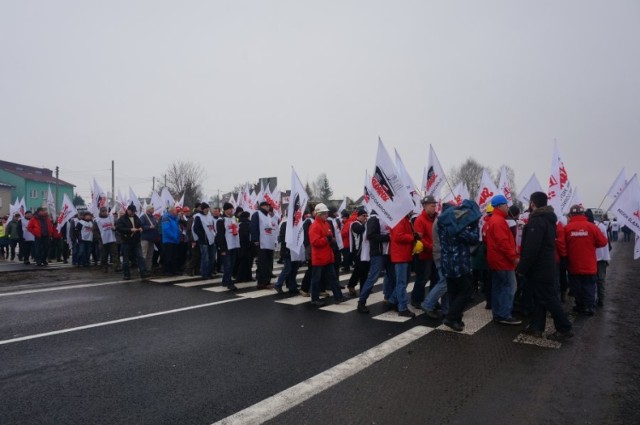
[357, 207, 368, 217]
[127, 204, 137, 212]
[200, 202, 210, 210]
[223, 202, 234, 211]
[490, 195, 508, 207]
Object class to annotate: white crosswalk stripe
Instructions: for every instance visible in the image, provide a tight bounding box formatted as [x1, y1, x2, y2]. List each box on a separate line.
[436, 302, 494, 335]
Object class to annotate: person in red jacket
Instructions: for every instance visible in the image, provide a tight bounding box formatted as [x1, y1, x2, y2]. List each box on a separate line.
[27, 207, 56, 266]
[411, 196, 437, 308]
[387, 214, 417, 318]
[484, 195, 521, 325]
[340, 209, 356, 271]
[309, 203, 347, 307]
[564, 204, 608, 315]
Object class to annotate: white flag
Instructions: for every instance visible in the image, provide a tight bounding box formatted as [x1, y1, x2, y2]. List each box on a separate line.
[285, 167, 309, 256]
[476, 169, 500, 212]
[46, 185, 56, 217]
[518, 173, 544, 206]
[56, 193, 77, 232]
[608, 174, 640, 238]
[337, 197, 347, 216]
[151, 191, 163, 212]
[367, 138, 414, 228]
[9, 197, 20, 218]
[160, 187, 174, 213]
[19, 196, 27, 216]
[635, 234, 640, 260]
[443, 182, 469, 206]
[91, 178, 108, 216]
[362, 170, 372, 212]
[568, 186, 584, 208]
[422, 145, 447, 200]
[605, 167, 627, 200]
[128, 187, 141, 213]
[395, 149, 423, 214]
[548, 142, 573, 215]
[263, 186, 281, 214]
[497, 166, 513, 206]
[175, 193, 185, 209]
[229, 193, 237, 210]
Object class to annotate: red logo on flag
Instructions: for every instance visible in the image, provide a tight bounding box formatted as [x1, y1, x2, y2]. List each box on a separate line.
[426, 166, 437, 192]
[549, 175, 558, 187]
[559, 164, 568, 189]
[372, 166, 395, 202]
[633, 210, 640, 219]
[292, 194, 302, 226]
[478, 188, 493, 207]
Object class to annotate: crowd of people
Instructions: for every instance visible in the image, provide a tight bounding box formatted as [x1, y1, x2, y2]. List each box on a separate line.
[0, 191, 619, 341]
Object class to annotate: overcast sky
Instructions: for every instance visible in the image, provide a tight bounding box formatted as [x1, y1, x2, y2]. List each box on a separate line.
[1, 1, 638, 208]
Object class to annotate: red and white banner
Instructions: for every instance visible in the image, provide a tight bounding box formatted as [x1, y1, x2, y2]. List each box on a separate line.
[476, 169, 499, 212]
[608, 174, 640, 238]
[90, 178, 108, 216]
[497, 166, 513, 206]
[422, 145, 447, 200]
[285, 167, 309, 256]
[395, 148, 422, 214]
[548, 142, 573, 215]
[443, 182, 469, 206]
[56, 193, 77, 232]
[367, 138, 414, 228]
[518, 173, 544, 206]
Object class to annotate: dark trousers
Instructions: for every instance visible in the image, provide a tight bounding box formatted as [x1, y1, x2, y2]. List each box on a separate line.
[162, 242, 179, 274]
[34, 237, 49, 265]
[236, 247, 253, 282]
[348, 258, 370, 289]
[10, 240, 19, 259]
[221, 249, 238, 285]
[445, 273, 473, 323]
[570, 274, 597, 310]
[256, 249, 274, 285]
[311, 264, 343, 301]
[411, 258, 433, 305]
[301, 260, 314, 292]
[530, 278, 572, 333]
[100, 242, 121, 270]
[122, 242, 147, 278]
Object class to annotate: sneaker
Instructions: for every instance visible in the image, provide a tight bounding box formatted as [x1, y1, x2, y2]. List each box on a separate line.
[443, 319, 464, 332]
[424, 309, 440, 320]
[398, 309, 416, 318]
[496, 317, 522, 325]
[310, 299, 326, 307]
[299, 290, 310, 297]
[547, 330, 575, 342]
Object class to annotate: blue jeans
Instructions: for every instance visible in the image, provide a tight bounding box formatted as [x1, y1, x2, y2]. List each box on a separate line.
[276, 257, 300, 291]
[421, 264, 449, 314]
[199, 244, 216, 278]
[311, 264, 343, 301]
[359, 255, 396, 303]
[389, 262, 410, 311]
[491, 270, 517, 320]
[221, 249, 237, 286]
[79, 240, 92, 266]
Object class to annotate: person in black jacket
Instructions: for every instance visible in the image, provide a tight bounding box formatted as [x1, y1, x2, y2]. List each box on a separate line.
[236, 211, 254, 283]
[517, 192, 573, 341]
[116, 204, 150, 280]
[347, 208, 369, 297]
[357, 211, 396, 314]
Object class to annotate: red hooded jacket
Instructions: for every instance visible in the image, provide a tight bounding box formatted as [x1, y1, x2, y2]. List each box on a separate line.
[27, 215, 56, 239]
[484, 208, 518, 271]
[341, 212, 357, 250]
[309, 217, 335, 266]
[413, 210, 435, 261]
[389, 216, 414, 264]
[564, 215, 608, 275]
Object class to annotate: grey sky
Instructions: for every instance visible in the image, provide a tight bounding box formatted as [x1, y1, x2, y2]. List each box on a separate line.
[1, 1, 638, 208]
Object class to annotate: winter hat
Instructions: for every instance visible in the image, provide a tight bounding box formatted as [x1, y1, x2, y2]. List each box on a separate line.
[357, 207, 368, 217]
[490, 195, 508, 207]
[200, 202, 210, 210]
[127, 204, 137, 212]
[223, 202, 234, 211]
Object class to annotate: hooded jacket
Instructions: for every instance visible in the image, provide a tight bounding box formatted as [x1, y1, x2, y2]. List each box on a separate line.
[484, 208, 518, 271]
[517, 206, 557, 282]
[309, 217, 334, 266]
[413, 210, 436, 261]
[389, 216, 415, 264]
[564, 215, 608, 275]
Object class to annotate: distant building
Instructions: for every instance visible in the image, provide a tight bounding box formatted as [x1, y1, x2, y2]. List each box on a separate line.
[0, 160, 75, 212]
[0, 181, 15, 217]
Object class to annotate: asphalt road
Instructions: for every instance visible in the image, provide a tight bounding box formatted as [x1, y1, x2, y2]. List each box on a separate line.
[1, 242, 638, 425]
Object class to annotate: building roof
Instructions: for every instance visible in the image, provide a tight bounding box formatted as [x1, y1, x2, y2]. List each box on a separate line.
[0, 160, 75, 187]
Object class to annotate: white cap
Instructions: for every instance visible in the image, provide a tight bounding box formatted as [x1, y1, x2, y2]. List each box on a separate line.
[314, 203, 329, 214]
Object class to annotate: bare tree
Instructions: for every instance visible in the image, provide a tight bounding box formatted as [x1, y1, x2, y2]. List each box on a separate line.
[449, 157, 487, 200]
[163, 161, 205, 207]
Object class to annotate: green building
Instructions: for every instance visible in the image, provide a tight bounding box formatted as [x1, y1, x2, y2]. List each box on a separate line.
[0, 160, 75, 213]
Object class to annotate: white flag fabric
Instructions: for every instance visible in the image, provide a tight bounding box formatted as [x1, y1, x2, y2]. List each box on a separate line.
[128, 187, 141, 214]
[476, 169, 500, 212]
[547, 142, 573, 215]
[395, 149, 423, 214]
[518, 173, 544, 206]
[568, 186, 584, 208]
[239, 184, 256, 212]
[635, 234, 640, 260]
[19, 196, 26, 216]
[229, 193, 237, 210]
[608, 174, 640, 238]
[151, 191, 163, 212]
[175, 193, 185, 209]
[160, 187, 174, 213]
[91, 178, 108, 216]
[9, 197, 21, 218]
[56, 193, 77, 232]
[47, 185, 56, 217]
[497, 166, 513, 206]
[605, 167, 627, 200]
[362, 170, 372, 212]
[337, 198, 347, 216]
[285, 167, 309, 256]
[368, 138, 414, 228]
[443, 182, 469, 206]
[422, 145, 447, 200]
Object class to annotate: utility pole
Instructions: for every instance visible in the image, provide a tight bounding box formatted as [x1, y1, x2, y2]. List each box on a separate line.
[55, 166, 59, 213]
[152, 176, 155, 193]
[111, 160, 115, 207]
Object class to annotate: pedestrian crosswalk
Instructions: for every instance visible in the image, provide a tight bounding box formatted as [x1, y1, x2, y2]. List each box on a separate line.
[146, 263, 571, 349]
